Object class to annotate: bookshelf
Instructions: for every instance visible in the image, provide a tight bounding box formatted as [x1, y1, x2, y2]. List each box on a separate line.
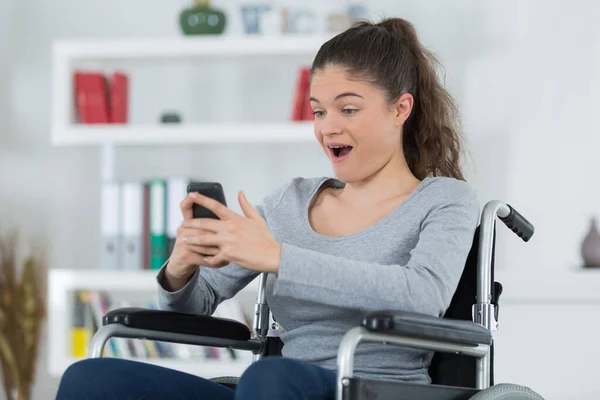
[47, 268, 259, 378]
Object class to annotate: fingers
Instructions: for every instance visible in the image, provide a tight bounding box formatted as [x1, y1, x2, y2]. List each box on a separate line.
[238, 190, 262, 220]
[181, 218, 222, 233]
[184, 244, 219, 256]
[178, 251, 226, 269]
[174, 251, 207, 268]
[190, 192, 236, 220]
[176, 227, 225, 267]
[180, 193, 196, 221]
[183, 232, 220, 248]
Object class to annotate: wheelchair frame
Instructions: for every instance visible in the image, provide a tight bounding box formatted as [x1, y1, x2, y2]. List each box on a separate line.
[88, 200, 535, 400]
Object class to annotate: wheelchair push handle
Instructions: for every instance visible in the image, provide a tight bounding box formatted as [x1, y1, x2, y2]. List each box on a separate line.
[498, 204, 534, 242]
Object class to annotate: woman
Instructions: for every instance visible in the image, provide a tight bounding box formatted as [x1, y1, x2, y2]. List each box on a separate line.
[56, 17, 480, 400]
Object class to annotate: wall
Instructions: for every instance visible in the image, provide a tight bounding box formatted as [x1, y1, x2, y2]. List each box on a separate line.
[1, 0, 599, 398]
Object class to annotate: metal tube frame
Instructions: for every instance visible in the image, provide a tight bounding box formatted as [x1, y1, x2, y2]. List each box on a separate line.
[336, 327, 490, 400]
[88, 324, 263, 358]
[472, 201, 510, 390]
[252, 272, 271, 362]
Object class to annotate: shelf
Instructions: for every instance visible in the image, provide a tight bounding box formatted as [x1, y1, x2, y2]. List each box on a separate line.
[49, 356, 252, 379]
[51, 122, 315, 146]
[494, 267, 600, 303]
[48, 268, 260, 293]
[53, 35, 331, 61]
[47, 267, 600, 303]
[51, 35, 322, 148]
[47, 268, 259, 379]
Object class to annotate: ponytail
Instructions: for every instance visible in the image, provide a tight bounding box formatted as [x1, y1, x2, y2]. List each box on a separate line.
[312, 18, 465, 181]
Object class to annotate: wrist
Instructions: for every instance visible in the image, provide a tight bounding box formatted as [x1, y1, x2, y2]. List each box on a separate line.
[163, 263, 195, 292]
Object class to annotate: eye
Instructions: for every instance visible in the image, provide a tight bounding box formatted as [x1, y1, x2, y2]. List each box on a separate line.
[343, 108, 358, 115]
[312, 110, 325, 117]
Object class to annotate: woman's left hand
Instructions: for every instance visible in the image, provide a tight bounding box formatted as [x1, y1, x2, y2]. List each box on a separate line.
[181, 190, 282, 274]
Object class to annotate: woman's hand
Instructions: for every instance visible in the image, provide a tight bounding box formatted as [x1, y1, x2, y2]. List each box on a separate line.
[181, 190, 282, 274]
[163, 192, 227, 292]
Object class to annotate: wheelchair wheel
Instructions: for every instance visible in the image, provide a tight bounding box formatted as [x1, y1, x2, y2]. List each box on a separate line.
[469, 383, 545, 399]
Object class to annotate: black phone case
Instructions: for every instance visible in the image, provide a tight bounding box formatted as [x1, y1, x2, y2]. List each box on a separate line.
[186, 182, 227, 219]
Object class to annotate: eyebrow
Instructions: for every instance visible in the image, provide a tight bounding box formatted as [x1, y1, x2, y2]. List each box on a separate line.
[309, 92, 364, 103]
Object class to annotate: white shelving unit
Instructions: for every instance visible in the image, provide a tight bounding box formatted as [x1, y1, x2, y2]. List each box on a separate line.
[47, 268, 259, 378]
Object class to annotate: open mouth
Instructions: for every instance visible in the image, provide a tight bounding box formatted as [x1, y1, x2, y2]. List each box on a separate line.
[328, 145, 353, 161]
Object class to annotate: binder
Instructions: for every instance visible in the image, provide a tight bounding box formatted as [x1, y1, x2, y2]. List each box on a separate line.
[149, 179, 168, 270]
[120, 181, 143, 270]
[142, 182, 150, 269]
[166, 177, 190, 257]
[71, 291, 89, 358]
[100, 180, 120, 269]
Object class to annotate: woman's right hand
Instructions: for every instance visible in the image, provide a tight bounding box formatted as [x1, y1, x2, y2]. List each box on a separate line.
[163, 192, 227, 292]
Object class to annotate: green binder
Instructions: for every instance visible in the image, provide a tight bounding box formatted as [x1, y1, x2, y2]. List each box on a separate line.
[149, 178, 168, 270]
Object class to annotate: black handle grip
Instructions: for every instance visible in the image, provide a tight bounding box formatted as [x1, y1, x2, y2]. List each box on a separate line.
[499, 204, 534, 242]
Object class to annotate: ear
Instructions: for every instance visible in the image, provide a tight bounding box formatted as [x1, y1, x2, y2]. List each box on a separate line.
[393, 93, 414, 126]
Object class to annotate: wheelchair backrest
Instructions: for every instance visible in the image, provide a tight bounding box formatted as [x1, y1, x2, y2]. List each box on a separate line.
[428, 225, 500, 388]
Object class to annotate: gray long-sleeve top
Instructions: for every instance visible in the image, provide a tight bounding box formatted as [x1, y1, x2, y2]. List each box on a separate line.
[156, 176, 480, 383]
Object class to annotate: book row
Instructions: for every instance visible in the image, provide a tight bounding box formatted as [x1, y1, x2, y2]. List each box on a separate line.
[71, 289, 252, 362]
[100, 176, 196, 270]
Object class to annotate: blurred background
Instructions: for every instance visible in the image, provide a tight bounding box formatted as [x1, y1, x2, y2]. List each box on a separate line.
[1, 0, 599, 398]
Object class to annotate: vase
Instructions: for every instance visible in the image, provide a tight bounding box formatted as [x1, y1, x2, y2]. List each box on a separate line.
[179, 0, 226, 35]
[581, 217, 600, 268]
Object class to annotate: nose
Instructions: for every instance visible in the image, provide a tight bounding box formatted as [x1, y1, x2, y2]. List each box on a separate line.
[318, 113, 343, 137]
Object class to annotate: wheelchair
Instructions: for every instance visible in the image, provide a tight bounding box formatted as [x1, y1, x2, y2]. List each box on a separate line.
[89, 200, 545, 399]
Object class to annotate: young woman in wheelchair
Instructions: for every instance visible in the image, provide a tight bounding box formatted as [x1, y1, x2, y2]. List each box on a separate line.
[56, 16, 480, 400]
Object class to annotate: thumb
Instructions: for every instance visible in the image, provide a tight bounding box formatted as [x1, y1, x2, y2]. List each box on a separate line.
[238, 190, 261, 219]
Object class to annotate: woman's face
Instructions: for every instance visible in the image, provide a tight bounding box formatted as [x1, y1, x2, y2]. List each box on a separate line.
[309, 65, 413, 183]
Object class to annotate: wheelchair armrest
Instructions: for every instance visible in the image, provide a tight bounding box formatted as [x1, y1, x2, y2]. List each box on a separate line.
[361, 310, 492, 346]
[103, 307, 251, 341]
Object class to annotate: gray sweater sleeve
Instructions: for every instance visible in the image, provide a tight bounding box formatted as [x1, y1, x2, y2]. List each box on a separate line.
[156, 183, 288, 316]
[156, 262, 257, 315]
[273, 184, 480, 317]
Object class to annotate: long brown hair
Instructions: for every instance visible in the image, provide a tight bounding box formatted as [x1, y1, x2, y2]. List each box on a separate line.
[311, 17, 466, 181]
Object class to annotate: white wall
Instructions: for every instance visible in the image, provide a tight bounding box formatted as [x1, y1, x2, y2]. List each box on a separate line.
[1, 0, 600, 398]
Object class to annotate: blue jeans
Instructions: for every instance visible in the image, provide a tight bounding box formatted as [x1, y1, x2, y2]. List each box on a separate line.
[55, 356, 337, 400]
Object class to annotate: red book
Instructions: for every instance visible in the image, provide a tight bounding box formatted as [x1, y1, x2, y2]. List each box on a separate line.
[302, 83, 314, 121]
[74, 71, 110, 123]
[291, 67, 310, 121]
[109, 72, 128, 123]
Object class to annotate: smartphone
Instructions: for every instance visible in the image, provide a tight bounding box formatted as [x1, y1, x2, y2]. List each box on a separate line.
[186, 182, 227, 219]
